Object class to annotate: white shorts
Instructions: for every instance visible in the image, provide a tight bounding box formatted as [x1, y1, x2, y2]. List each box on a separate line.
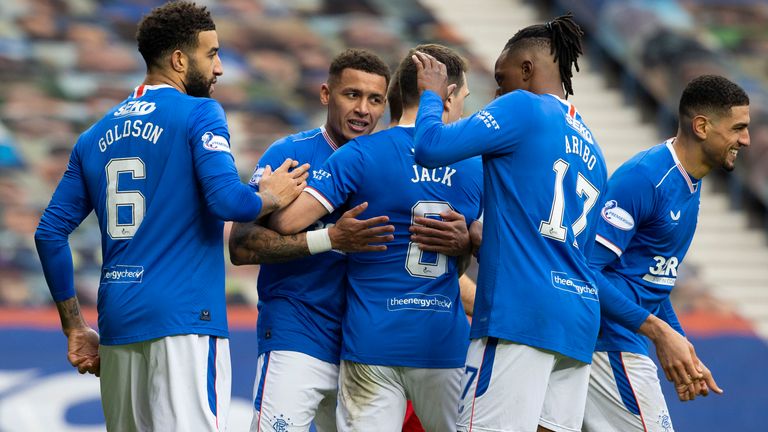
[457, 337, 590, 432]
[584, 351, 674, 432]
[336, 360, 462, 432]
[250, 351, 338, 432]
[99, 334, 230, 432]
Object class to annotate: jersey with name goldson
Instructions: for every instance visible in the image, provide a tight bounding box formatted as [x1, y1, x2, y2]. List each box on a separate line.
[306, 126, 482, 368]
[594, 140, 701, 355]
[414, 90, 607, 364]
[37, 85, 255, 345]
[247, 126, 347, 364]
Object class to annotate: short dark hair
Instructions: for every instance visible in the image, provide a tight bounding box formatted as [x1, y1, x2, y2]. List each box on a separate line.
[398, 44, 468, 109]
[328, 49, 391, 88]
[679, 75, 749, 124]
[387, 68, 402, 122]
[504, 13, 583, 98]
[136, 1, 216, 70]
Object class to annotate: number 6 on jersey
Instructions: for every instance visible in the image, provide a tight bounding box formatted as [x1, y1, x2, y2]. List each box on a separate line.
[106, 157, 146, 239]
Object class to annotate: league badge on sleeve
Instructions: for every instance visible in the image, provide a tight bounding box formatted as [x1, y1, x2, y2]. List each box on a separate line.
[249, 166, 265, 186]
[201, 131, 231, 153]
[601, 200, 634, 230]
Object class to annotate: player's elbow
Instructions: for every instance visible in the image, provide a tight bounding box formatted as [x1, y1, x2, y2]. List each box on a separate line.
[34, 223, 61, 245]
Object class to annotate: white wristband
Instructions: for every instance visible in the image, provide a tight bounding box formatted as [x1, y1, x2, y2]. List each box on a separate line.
[306, 228, 332, 255]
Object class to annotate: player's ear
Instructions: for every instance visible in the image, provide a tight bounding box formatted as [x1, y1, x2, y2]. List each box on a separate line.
[521, 59, 533, 82]
[691, 115, 708, 140]
[320, 83, 331, 106]
[443, 92, 454, 113]
[171, 49, 186, 73]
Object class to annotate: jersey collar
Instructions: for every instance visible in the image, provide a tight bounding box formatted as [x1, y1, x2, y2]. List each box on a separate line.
[319, 125, 339, 151]
[132, 84, 173, 98]
[665, 138, 700, 193]
[547, 93, 578, 119]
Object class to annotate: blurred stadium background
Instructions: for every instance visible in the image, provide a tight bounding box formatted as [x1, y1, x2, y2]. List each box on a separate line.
[0, 0, 766, 430]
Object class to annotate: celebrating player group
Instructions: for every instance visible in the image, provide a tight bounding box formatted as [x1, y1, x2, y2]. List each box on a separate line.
[35, 1, 747, 431]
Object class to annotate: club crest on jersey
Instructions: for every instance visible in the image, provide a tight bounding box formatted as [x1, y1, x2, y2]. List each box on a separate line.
[601, 200, 634, 230]
[113, 101, 156, 118]
[201, 131, 230, 153]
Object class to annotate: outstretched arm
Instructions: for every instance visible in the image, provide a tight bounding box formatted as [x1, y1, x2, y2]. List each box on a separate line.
[230, 202, 394, 264]
[412, 53, 530, 168]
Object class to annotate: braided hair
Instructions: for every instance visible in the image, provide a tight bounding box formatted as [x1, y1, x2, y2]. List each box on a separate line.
[504, 13, 584, 98]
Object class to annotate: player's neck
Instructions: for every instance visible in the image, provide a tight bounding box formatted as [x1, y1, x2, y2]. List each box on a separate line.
[322, 123, 347, 147]
[398, 107, 419, 125]
[671, 134, 710, 179]
[143, 70, 185, 94]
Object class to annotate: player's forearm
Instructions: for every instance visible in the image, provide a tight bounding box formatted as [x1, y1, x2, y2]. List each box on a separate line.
[414, 91, 453, 167]
[459, 274, 476, 317]
[256, 190, 280, 219]
[229, 222, 310, 265]
[593, 268, 650, 331]
[638, 313, 679, 344]
[414, 91, 479, 167]
[657, 297, 686, 336]
[35, 232, 77, 302]
[55, 297, 90, 336]
[269, 193, 328, 235]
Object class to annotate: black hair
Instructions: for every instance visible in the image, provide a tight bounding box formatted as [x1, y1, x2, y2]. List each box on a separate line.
[504, 13, 583, 98]
[398, 43, 468, 109]
[328, 48, 391, 87]
[387, 68, 402, 122]
[679, 75, 749, 124]
[136, 1, 216, 70]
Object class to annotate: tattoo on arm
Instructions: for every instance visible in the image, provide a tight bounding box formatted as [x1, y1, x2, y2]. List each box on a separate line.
[55, 297, 87, 334]
[257, 191, 280, 218]
[230, 222, 310, 265]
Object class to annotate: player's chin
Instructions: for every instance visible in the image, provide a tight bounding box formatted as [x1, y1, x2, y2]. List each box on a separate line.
[343, 126, 372, 141]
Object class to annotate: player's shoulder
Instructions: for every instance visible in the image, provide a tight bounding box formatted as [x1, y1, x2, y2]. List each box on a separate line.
[613, 142, 674, 187]
[267, 127, 328, 152]
[490, 89, 540, 112]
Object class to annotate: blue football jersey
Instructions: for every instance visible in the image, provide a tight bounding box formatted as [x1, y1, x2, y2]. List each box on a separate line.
[306, 126, 482, 368]
[36, 84, 263, 345]
[247, 126, 347, 364]
[594, 140, 701, 355]
[415, 90, 607, 364]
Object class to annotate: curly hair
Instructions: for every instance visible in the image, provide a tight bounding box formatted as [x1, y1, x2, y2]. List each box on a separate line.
[136, 1, 216, 70]
[504, 13, 584, 98]
[328, 49, 391, 88]
[679, 75, 749, 123]
[398, 44, 468, 109]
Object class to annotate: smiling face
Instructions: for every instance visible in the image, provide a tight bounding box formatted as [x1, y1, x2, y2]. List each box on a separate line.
[701, 105, 750, 172]
[321, 68, 388, 145]
[185, 30, 222, 98]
